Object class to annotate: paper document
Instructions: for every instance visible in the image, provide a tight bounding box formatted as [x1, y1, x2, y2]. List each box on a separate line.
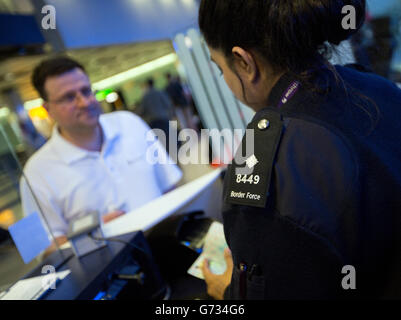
[102, 168, 222, 238]
[187, 221, 228, 280]
[0, 270, 71, 300]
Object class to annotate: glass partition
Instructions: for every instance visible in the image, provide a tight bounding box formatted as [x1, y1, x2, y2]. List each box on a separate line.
[0, 118, 58, 294]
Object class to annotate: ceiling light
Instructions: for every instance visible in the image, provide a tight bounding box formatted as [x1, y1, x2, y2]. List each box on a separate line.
[0, 107, 10, 118]
[24, 98, 43, 111]
[106, 92, 118, 103]
[92, 53, 177, 91]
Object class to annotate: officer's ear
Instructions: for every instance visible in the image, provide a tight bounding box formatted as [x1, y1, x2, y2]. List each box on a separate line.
[231, 47, 260, 84]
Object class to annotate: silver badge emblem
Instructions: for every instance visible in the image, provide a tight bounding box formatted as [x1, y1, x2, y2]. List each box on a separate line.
[246, 155, 259, 169]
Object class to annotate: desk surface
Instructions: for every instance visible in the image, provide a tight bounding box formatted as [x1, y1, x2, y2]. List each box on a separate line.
[26, 231, 208, 300]
[26, 232, 147, 300]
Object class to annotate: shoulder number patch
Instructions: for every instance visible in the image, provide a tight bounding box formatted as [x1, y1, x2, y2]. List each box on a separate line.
[225, 110, 284, 208]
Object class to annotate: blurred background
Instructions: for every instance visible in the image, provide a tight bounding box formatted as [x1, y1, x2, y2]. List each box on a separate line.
[0, 0, 400, 292]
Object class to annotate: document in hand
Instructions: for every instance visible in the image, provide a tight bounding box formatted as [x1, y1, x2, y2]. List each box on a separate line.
[187, 221, 228, 279]
[102, 168, 223, 237]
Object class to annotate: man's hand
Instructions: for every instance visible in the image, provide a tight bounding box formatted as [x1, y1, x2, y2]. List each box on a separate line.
[102, 210, 125, 224]
[43, 235, 68, 259]
[202, 248, 233, 300]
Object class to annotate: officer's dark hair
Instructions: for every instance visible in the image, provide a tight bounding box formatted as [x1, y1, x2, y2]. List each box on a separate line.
[199, 0, 380, 133]
[199, 0, 366, 88]
[32, 56, 86, 101]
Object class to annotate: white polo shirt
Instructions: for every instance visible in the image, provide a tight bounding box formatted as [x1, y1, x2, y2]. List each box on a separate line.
[20, 111, 182, 237]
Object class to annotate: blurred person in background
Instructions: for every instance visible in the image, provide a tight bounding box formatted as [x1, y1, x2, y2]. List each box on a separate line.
[351, 0, 401, 79]
[20, 57, 182, 256]
[138, 78, 176, 154]
[165, 73, 198, 131]
[17, 112, 47, 155]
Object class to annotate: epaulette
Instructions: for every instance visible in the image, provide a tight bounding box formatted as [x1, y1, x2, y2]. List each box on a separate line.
[224, 109, 284, 208]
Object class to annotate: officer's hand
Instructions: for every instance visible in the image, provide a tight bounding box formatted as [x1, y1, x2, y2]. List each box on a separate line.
[102, 210, 125, 224]
[202, 248, 233, 300]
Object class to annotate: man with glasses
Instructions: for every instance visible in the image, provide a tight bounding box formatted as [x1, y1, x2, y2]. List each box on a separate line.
[20, 57, 182, 255]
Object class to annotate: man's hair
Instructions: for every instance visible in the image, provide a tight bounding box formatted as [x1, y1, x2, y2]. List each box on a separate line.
[32, 56, 86, 101]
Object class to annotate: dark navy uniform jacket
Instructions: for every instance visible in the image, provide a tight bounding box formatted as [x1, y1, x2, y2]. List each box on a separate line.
[223, 65, 401, 299]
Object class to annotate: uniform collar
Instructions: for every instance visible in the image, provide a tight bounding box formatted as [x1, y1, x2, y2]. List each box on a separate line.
[252, 72, 306, 123]
[249, 73, 298, 124]
[266, 72, 300, 108]
[50, 114, 120, 165]
[266, 65, 332, 112]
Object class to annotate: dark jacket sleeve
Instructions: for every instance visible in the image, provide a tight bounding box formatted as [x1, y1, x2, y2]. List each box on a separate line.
[225, 212, 347, 300]
[223, 118, 360, 300]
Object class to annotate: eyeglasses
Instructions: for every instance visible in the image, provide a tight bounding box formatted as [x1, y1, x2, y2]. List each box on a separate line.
[47, 87, 94, 105]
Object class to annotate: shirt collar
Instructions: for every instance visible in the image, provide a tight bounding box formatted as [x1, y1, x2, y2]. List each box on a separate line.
[99, 114, 120, 143]
[50, 114, 120, 165]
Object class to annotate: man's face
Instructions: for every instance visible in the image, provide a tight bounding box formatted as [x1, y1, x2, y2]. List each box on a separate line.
[43, 68, 102, 131]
